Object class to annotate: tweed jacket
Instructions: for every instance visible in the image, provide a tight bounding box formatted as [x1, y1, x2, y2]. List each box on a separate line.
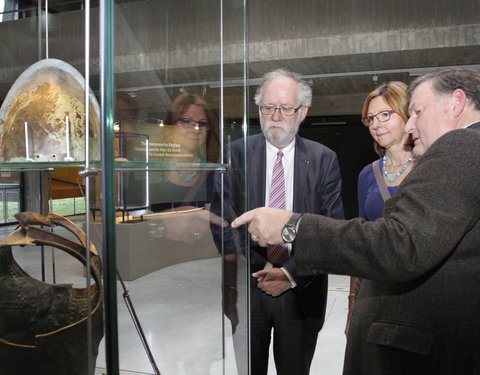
[295, 123, 480, 374]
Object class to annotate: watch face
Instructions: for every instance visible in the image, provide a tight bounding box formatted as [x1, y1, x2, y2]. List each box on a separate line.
[282, 226, 296, 243]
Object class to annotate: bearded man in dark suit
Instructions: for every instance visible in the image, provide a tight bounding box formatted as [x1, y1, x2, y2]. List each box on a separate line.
[232, 67, 480, 375]
[217, 69, 344, 375]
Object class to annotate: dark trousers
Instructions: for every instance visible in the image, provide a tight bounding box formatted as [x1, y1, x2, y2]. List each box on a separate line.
[250, 283, 319, 375]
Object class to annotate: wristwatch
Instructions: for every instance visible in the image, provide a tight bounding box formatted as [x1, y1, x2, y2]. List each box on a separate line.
[281, 213, 304, 243]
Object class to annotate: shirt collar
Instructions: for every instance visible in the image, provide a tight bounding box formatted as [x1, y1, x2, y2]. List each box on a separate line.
[463, 120, 480, 129]
[265, 137, 296, 156]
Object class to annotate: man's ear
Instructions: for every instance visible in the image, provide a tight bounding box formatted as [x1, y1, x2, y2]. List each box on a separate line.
[300, 106, 309, 122]
[452, 89, 467, 118]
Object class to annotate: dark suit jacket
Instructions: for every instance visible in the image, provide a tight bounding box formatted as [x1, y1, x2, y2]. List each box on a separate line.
[294, 123, 480, 374]
[224, 133, 344, 331]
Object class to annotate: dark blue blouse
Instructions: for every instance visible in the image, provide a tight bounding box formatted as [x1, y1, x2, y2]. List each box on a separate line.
[357, 157, 399, 221]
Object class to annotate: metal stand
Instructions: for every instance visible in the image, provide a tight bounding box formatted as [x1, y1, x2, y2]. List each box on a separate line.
[117, 270, 161, 375]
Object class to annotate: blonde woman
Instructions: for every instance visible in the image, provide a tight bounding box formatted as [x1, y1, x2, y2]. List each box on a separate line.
[346, 81, 416, 334]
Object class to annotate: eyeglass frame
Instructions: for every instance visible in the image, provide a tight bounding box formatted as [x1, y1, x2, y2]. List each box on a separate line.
[361, 109, 397, 127]
[259, 104, 303, 116]
[176, 117, 210, 130]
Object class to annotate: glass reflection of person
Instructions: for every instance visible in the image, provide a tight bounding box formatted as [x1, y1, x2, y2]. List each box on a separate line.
[346, 81, 416, 334]
[147, 93, 224, 375]
[165, 93, 219, 162]
[150, 93, 224, 244]
[162, 93, 215, 188]
[150, 93, 219, 208]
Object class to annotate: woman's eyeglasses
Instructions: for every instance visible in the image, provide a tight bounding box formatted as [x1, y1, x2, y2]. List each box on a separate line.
[361, 109, 396, 127]
[177, 117, 210, 130]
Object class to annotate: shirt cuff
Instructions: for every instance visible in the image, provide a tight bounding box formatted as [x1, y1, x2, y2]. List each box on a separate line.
[280, 267, 297, 288]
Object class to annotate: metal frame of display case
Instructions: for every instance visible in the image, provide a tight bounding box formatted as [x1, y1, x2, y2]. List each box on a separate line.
[98, 1, 119, 373]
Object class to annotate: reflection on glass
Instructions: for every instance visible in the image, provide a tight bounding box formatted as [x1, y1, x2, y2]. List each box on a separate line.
[153, 93, 214, 207]
[105, 92, 227, 373]
[146, 93, 224, 244]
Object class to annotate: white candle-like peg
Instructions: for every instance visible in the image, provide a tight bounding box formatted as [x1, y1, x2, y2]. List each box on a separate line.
[65, 115, 74, 161]
[66, 115, 70, 157]
[24, 121, 33, 161]
[145, 138, 150, 206]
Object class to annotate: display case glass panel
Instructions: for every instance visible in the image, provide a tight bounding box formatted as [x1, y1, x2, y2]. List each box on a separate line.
[0, 0, 247, 374]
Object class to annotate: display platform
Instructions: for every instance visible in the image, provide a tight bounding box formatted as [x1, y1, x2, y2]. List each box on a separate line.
[85, 208, 220, 280]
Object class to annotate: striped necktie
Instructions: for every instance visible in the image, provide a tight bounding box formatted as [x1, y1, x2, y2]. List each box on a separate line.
[266, 151, 289, 266]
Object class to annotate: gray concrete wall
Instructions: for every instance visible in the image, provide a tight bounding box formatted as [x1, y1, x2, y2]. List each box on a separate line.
[1, 0, 479, 76]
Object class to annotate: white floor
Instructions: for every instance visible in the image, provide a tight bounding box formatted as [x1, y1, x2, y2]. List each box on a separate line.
[2, 224, 349, 375]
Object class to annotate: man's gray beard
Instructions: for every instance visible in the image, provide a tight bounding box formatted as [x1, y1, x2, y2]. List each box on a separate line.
[261, 115, 302, 148]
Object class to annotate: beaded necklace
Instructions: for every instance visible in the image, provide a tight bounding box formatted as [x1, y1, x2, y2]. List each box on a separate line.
[383, 154, 414, 182]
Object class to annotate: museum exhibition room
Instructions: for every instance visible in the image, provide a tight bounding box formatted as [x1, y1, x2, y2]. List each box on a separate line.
[0, 0, 479, 374]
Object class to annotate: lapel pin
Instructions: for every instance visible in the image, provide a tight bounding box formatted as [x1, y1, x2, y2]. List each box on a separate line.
[303, 160, 309, 164]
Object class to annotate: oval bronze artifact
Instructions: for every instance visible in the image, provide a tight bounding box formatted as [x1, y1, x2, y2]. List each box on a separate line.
[0, 59, 100, 162]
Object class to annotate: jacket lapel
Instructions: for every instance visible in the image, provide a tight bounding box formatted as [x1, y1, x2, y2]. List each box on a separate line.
[249, 134, 267, 209]
[293, 136, 309, 212]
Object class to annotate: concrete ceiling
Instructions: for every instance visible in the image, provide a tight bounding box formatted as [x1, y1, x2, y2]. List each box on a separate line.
[112, 0, 480, 120]
[1, 0, 480, 121]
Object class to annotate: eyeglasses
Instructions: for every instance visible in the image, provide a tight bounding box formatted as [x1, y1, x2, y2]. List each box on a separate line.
[361, 109, 396, 127]
[259, 105, 302, 116]
[177, 117, 210, 130]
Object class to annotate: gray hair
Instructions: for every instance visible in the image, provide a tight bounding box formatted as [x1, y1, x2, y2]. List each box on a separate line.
[254, 68, 312, 107]
[408, 67, 480, 111]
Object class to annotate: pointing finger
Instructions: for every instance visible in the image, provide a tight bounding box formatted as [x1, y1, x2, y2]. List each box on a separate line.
[231, 209, 256, 228]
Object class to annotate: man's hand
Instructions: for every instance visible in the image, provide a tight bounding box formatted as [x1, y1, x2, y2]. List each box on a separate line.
[253, 268, 291, 296]
[231, 207, 293, 247]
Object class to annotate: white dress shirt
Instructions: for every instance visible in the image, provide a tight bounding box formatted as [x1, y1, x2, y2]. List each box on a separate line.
[264, 139, 297, 287]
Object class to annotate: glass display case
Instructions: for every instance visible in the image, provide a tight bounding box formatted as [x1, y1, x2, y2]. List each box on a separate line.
[2, 1, 478, 374]
[0, 1, 248, 374]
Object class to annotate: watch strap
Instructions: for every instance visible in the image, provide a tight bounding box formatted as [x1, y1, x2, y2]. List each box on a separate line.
[281, 212, 304, 243]
[286, 212, 303, 228]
